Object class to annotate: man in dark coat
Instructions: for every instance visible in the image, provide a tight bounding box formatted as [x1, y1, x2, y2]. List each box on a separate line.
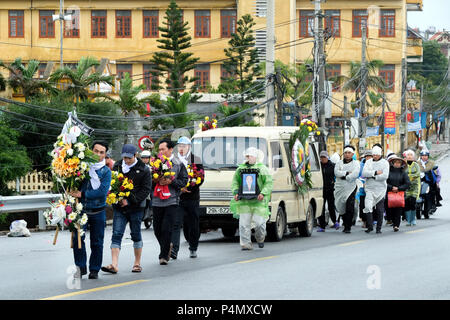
[317, 151, 338, 231]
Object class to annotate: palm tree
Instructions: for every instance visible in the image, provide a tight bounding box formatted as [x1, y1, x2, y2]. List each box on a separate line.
[0, 58, 56, 101]
[49, 56, 114, 105]
[112, 73, 161, 143]
[332, 60, 387, 110]
[150, 92, 197, 130]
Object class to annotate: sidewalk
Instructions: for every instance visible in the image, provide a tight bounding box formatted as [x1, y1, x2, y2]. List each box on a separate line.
[427, 134, 450, 161]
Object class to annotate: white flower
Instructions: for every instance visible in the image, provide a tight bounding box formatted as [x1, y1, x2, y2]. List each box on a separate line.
[162, 164, 169, 170]
[80, 214, 88, 225]
[69, 126, 81, 138]
[77, 144, 86, 152]
[78, 152, 85, 160]
[80, 162, 88, 171]
[67, 149, 73, 156]
[68, 212, 77, 220]
[76, 203, 83, 212]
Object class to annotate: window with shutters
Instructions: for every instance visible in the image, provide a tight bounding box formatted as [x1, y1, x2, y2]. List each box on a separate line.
[326, 64, 341, 92]
[221, 10, 236, 38]
[143, 64, 158, 90]
[117, 64, 132, 79]
[9, 10, 24, 38]
[39, 10, 55, 38]
[64, 9, 80, 38]
[379, 10, 395, 37]
[195, 64, 210, 91]
[116, 10, 131, 38]
[352, 10, 368, 38]
[143, 10, 159, 38]
[37, 63, 47, 79]
[379, 64, 395, 92]
[92, 10, 107, 38]
[299, 10, 314, 38]
[324, 10, 340, 37]
[195, 10, 210, 38]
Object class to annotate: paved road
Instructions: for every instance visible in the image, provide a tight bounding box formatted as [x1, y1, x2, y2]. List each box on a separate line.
[1, 153, 449, 301]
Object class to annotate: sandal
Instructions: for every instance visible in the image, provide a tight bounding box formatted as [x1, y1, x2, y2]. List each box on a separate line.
[132, 265, 142, 273]
[101, 264, 118, 274]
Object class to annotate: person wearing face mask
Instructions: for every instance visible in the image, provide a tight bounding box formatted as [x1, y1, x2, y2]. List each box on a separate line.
[101, 144, 152, 274]
[334, 145, 360, 234]
[403, 149, 421, 226]
[362, 145, 390, 234]
[230, 147, 273, 250]
[170, 136, 204, 259]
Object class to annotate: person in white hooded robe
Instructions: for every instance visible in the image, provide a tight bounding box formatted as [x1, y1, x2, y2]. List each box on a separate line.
[334, 145, 360, 233]
[362, 145, 390, 234]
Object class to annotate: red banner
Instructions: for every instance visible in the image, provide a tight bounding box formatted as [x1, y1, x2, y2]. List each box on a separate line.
[385, 112, 396, 128]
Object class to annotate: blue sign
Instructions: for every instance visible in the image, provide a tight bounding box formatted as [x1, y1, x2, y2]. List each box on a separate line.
[384, 127, 396, 134]
[366, 126, 379, 137]
[354, 108, 360, 118]
[421, 112, 427, 129]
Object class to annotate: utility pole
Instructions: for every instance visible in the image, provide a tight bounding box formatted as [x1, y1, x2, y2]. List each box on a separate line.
[275, 67, 284, 126]
[359, 20, 367, 154]
[264, 0, 276, 126]
[400, 58, 407, 151]
[419, 83, 423, 146]
[312, 0, 326, 150]
[343, 95, 350, 145]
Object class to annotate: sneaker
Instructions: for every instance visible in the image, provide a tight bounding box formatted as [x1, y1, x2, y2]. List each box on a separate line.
[190, 250, 197, 258]
[258, 242, 264, 248]
[333, 223, 340, 229]
[316, 228, 325, 232]
[88, 272, 98, 279]
[241, 245, 253, 250]
[393, 227, 399, 232]
[159, 258, 168, 265]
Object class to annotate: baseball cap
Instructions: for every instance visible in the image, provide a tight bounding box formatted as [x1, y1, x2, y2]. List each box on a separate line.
[319, 151, 329, 158]
[121, 144, 137, 158]
[177, 136, 192, 145]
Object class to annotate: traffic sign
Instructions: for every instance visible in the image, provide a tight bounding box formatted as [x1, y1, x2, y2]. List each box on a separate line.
[138, 135, 154, 150]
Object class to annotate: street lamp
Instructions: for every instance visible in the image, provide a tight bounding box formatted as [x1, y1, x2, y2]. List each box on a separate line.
[52, 0, 72, 68]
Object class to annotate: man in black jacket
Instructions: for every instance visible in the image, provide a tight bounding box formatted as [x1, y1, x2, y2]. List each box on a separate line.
[317, 151, 337, 231]
[101, 144, 151, 274]
[171, 137, 204, 259]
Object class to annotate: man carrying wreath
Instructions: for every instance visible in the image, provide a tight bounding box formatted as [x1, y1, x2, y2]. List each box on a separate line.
[230, 147, 273, 250]
[69, 141, 111, 279]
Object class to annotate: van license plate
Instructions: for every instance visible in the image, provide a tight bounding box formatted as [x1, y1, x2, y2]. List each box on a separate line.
[206, 207, 231, 215]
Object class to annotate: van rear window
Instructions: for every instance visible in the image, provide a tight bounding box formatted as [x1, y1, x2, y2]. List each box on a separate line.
[192, 137, 268, 170]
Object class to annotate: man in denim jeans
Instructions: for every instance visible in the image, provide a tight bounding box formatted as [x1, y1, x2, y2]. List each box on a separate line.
[69, 141, 111, 279]
[101, 144, 152, 274]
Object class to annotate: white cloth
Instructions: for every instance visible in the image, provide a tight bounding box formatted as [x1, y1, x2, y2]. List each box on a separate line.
[89, 159, 106, 190]
[239, 213, 268, 247]
[334, 159, 360, 215]
[121, 158, 138, 174]
[362, 158, 390, 213]
[177, 150, 191, 168]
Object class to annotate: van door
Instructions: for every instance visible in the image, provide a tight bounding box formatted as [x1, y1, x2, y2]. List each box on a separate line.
[308, 142, 324, 218]
[280, 141, 301, 222]
[269, 141, 298, 222]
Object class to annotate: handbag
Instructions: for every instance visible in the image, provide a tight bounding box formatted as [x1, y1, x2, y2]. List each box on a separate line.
[387, 191, 405, 208]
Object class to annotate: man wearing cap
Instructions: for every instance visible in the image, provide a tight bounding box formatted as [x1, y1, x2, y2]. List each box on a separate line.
[317, 151, 338, 231]
[230, 147, 273, 250]
[171, 136, 204, 259]
[101, 144, 151, 274]
[334, 145, 360, 233]
[362, 145, 390, 233]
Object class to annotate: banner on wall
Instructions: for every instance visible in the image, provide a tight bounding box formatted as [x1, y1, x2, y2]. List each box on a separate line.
[384, 112, 396, 134]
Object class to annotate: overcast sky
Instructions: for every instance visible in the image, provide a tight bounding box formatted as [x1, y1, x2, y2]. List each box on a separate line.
[408, 0, 450, 31]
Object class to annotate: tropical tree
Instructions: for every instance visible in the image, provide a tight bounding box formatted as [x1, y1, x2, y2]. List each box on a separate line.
[150, 92, 197, 131]
[49, 56, 114, 105]
[0, 119, 32, 195]
[0, 58, 57, 101]
[219, 14, 263, 108]
[149, 0, 200, 103]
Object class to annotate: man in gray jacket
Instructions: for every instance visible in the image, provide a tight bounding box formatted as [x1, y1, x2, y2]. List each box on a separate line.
[152, 139, 188, 265]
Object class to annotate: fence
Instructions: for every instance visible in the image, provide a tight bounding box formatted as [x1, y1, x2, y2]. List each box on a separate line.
[7, 171, 53, 194]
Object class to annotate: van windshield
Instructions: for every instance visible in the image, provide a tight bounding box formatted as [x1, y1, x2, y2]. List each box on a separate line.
[192, 137, 268, 170]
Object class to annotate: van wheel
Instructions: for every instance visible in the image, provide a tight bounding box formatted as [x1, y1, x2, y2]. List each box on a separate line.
[221, 227, 237, 238]
[299, 203, 314, 237]
[267, 207, 286, 242]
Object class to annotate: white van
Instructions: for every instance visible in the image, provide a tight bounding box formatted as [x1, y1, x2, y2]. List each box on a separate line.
[191, 126, 324, 241]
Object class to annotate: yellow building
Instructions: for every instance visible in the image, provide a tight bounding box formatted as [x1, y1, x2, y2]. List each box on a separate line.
[0, 0, 423, 153]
